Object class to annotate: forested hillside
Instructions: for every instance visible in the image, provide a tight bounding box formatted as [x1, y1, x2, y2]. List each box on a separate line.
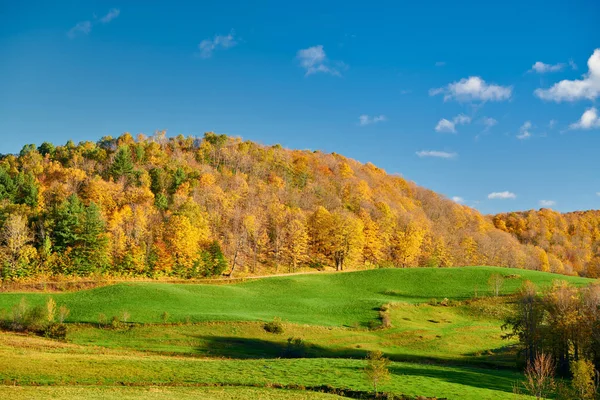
[494, 209, 600, 278]
[0, 132, 561, 280]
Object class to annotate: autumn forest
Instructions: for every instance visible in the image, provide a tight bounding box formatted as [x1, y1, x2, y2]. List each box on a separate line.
[0, 131, 596, 281]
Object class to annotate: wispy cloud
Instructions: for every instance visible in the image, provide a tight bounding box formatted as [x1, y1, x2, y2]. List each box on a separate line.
[430, 76, 512, 102]
[539, 200, 556, 207]
[452, 196, 465, 204]
[548, 119, 557, 129]
[535, 48, 600, 102]
[67, 21, 92, 38]
[488, 191, 516, 200]
[435, 114, 471, 133]
[296, 45, 343, 76]
[481, 117, 498, 131]
[198, 30, 237, 59]
[359, 115, 386, 126]
[100, 8, 120, 24]
[529, 61, 565, 73]
[569, 107, 600, 130]
[435, 61, 446, 67]
[67, 8, 120, 38]
[517, 121, 533, 140]
[416, 150, 457, 159]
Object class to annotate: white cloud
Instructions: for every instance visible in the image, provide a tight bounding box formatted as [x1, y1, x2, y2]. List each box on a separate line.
[488, 191, 516, 200]
[416, 150, 457, 159]
[67, 21, 92, 38]
[597, 192, 600, 197]
[435, 61, 446, 67]
[530, 61, 565, 73]
[99, 8, 120, 23]
[359, 115, 387, 126]
[198, 31, 237, 59]
[67, 9, 120, 39]
[435, 114, 471, 133]
[452, 196, 465, 204]
[548, 119, 557, 129]
[400, 89, 411, 95]
[569, 59, 578, 70]
[481, 117, 498, 131]
[539, 200, 556, 207]
[569, 107, 600, 130]
[430, 76, 512, 102]
[517, 121, 532, 140]
[535, 49, 600, 102]
[296, 45, 342, 76]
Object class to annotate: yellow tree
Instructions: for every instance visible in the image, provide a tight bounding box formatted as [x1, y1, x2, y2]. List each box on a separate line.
[282, 211, 309, 272]
[392, 221, 426, 267]
[330, 210, 364, 271]
[360, 210, 382, 265]
[164, 215, 203, 271]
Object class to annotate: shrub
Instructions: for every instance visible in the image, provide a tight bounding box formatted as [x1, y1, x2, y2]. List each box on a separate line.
[44, 323, 68, 340]
[58, 305, 70, 323]
[98, 313, 107, 327]
[284, 337, 306, 358]
[161, 311, 169, 323]
[45, 298, 56, 324]
[264, 317, 284, 334]
[110, 316, 121, 329]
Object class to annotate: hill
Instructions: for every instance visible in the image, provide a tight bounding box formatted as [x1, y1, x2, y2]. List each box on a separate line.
[493, 208, 600, 277]
[0, 266, 591, 326]
[0, 132, 561, 280]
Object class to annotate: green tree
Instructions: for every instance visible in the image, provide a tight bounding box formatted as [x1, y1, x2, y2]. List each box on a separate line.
[364, 350, 390, 396]
[109, 146, 134, 182]
[200, 240, 228, 277]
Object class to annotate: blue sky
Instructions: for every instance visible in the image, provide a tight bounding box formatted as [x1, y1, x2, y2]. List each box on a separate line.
[1, 0, 599, 214]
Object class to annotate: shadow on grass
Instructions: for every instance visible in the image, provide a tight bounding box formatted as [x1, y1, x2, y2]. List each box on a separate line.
[197, 336, 521, 395]
[194, 336, 518, 369]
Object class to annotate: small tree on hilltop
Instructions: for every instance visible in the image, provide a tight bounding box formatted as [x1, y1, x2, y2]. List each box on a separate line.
[488, 273, 504, 297]
[364, 350, 390, 396]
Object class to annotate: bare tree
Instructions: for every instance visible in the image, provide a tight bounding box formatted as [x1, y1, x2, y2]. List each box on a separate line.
[488, 273, 504, 296]
[523, 353, 555, 400]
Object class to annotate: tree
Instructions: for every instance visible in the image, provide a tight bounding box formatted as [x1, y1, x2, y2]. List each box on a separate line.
[503, 281, 544, 366]
[109, 146, 134, 182]
[488, 273, 504, 296]
[0, 213, 33, 277]
[364, 350, 390, 396]
[570, 359, 597, 400]
[200, 240, 228, 277]
[523, 353, 555, 400]
[282, 214, 308, 272]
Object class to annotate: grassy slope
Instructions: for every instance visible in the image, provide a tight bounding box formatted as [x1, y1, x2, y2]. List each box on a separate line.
[0, 333, 528, 400]
[66, 301, 515, 366]
[0, 386, 344, 400]
[0, 266, 591, 327]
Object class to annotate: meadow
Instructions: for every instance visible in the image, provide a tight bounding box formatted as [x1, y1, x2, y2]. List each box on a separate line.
[0, 266, 593, 399]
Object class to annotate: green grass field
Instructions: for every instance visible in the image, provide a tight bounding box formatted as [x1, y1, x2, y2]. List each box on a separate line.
[0, 266, 593, 399]
[0, 266, 590, 326]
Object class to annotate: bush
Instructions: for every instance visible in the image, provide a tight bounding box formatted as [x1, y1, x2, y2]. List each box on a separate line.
[264, 317, 284, 334]
[161, 311, 170, 323]
[284, 337, 306, 358]
[44, 323, 68, 340]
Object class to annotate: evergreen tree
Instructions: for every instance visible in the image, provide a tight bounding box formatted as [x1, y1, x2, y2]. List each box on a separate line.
[200, 241, 228, 277]
[109, 146, 134, 181]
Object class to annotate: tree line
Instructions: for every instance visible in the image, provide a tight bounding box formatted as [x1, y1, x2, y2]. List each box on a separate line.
[0, 132, 570, 280]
